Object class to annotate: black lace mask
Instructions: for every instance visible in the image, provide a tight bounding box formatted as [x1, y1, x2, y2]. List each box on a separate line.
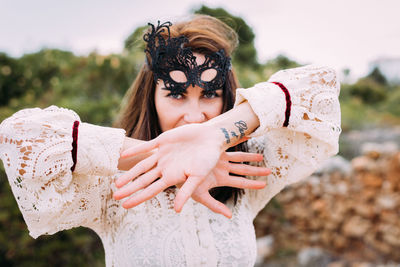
[143, 21, 231, 94]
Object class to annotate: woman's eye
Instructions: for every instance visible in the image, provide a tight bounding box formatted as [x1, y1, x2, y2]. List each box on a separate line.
[203, 91, 218, 99]
[167, 92, 184, 99]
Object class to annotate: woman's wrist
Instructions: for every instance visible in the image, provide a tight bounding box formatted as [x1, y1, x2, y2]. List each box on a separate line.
[205, 101, 260, 151]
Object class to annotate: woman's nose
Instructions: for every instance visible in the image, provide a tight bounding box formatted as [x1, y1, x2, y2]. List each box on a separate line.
[183, 101, 206, 124]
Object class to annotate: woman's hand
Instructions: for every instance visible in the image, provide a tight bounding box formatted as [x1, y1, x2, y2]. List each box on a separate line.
[113, 123, 269, 217]
[183, 151, 270, 218]
[113, 123, 224, 209]
[114, 148, 269, 218]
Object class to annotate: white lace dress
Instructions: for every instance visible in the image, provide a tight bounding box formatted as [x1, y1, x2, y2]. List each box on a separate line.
[0, 65, 341, 266]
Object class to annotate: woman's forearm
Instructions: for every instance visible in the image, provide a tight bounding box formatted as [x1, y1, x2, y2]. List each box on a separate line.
[118, 101, 259, 170]
[205, 101, 260, 151]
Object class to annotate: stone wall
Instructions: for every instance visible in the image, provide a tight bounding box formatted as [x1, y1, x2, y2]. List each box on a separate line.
[254, 144, 400, 265]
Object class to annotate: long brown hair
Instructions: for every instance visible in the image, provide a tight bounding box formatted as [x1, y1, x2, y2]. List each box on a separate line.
[114, 15, 246, 203]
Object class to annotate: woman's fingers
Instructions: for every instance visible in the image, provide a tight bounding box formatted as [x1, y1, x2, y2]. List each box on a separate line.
[193, 193, 232, 219]
[122, 179, 170, 209]
[113, 168, 161, 200]
[120, 139, 159, 158]
[224, 151, 264, 163]
[174, 176, 203, 212]
[228, 162, 271, 176]
[115, 153, 159, 188]
[218, 175, 267, 189]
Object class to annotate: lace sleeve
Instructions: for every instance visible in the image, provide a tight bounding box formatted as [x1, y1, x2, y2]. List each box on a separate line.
[234, 65, 341, 218]
[0, 106, 126, 238]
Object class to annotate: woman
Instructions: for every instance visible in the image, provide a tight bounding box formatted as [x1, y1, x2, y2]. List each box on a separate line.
[0, 15, 341, 266]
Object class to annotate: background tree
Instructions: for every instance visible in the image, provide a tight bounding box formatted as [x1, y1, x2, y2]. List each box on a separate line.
[367, 66, 387, 85]
[194, 5, 259, 68]
[0, 53, 28, 106]
[346, 67, 388, 105]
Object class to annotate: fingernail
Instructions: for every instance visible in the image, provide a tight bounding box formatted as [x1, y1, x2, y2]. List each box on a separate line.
[174, 207, 181, 213]
[122, 200, 136, 209]
[174, 203, 182, 213]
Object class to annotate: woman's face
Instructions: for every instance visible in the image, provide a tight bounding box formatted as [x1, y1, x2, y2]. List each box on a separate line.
[155, 53, 224, 132]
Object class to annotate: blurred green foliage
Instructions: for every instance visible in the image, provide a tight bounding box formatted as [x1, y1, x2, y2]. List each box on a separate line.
[194, 5, 259, 69]
[0, 6, 399, 266]
[340, 68, 400, 131]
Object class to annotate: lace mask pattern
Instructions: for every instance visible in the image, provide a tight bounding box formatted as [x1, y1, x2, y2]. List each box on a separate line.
[143, 21, 231, 93]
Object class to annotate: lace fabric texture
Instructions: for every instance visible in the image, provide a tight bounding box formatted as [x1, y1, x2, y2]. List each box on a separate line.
[0, 65, 341, 266]
[236, 65, 341, 216]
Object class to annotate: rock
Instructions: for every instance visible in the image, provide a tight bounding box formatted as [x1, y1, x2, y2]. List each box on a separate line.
[340, 127, 400, 158]
[322, 181, 349, 195]
[327, 261, 346, 267]
[315, 155, 352, 176]
[354, 203, 375, 218]
[361, 142, 399, 158]
[380, 210, 398, 224]
[387, 152, 400, 186]
[311, 199, 327, 212]
[351, 263, 373, 267]
[376, 194, 398, 210]
[297, 247, 332, 267]
[378, 224, 400, 246]
[360, 173, 383, 188]
[254, 147, 400, 265]
[342, 216, 371, 238]
[372, 240, 392, 254]
[332, 235, 347, 250]
[351, 156, 377, 172]
[255, 235, 274, 266]
[330, 201, 350, 222]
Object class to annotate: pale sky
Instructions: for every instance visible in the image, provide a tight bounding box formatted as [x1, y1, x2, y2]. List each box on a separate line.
[1, 0, 399, 80]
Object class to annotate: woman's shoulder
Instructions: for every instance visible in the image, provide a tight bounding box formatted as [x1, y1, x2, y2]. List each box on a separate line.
[270, 64, 337, 78]
[2, 105, 80, 124]
[267, 64, 339, 93]
[0, 106, 81, 139]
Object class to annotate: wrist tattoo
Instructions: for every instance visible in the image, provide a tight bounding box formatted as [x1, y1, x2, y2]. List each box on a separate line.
[221, 128, 230, 144]
[234, 120, 248, 139]
[221, 121, 248, 145]
[230, 131, 238, 139]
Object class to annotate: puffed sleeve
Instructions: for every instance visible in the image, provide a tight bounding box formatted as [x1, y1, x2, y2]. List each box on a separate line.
[234, 65, 341, 218]
[0, 106, 126, 238]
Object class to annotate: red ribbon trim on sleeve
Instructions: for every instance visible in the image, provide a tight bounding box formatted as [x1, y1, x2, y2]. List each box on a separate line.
[271, 82, 291, 127]
[71, 120, 80, 172]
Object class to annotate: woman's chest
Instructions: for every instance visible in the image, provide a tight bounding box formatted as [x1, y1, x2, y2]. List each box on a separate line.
[101, 194, 257, 267]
